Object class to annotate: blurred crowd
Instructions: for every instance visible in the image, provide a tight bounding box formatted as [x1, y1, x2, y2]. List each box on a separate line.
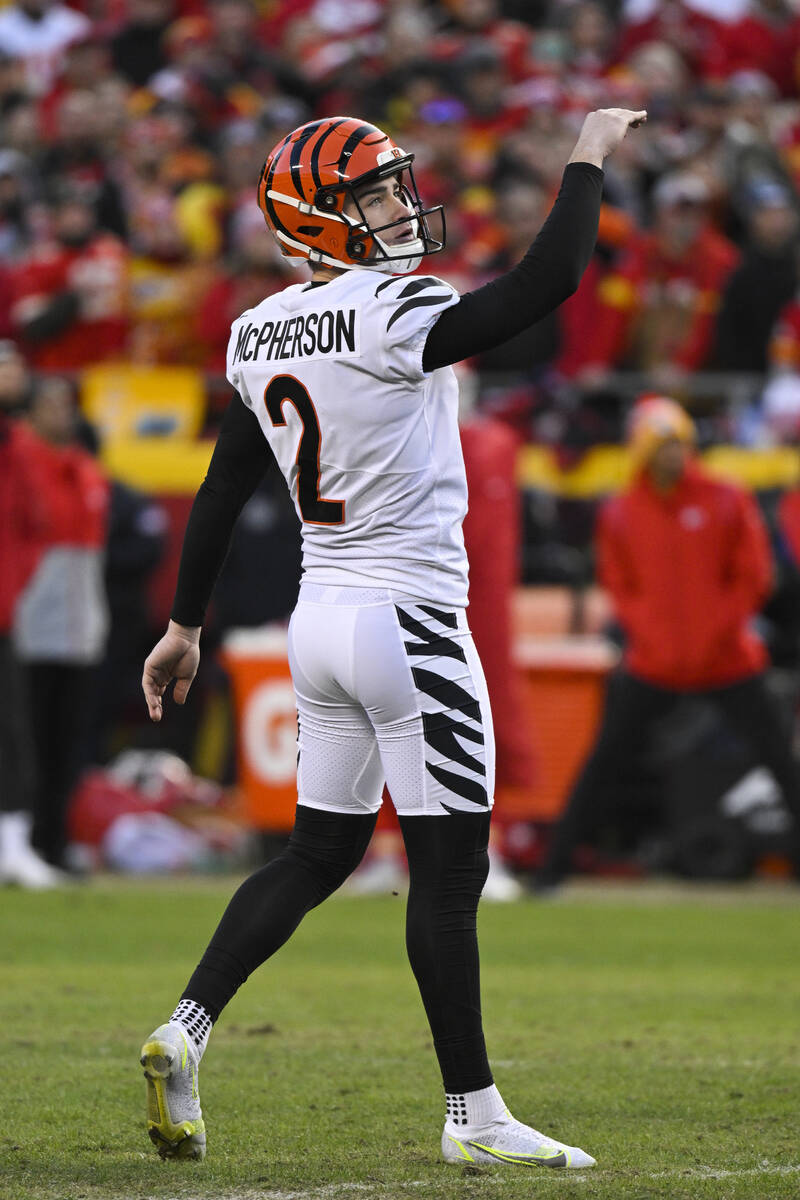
[6, 0, 800, 884]
[3, 0, 800, 437]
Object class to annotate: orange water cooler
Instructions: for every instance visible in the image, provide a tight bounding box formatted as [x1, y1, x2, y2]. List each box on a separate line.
[221, 627, 298, 832]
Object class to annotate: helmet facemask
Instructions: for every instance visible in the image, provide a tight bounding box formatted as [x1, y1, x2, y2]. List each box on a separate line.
[333, 164, 445, 275]
[312, 158, 445, 275]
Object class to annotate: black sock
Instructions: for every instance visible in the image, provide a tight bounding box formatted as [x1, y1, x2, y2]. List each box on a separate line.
[399, 811, 493, 1094]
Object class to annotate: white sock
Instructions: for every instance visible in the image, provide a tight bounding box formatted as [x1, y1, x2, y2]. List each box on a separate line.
[170, 999, 213, 1058]
[446, 1083, 507, 1128]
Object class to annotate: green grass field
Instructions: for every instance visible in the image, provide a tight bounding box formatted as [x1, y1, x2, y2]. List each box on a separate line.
[2, 877, 799, 1200]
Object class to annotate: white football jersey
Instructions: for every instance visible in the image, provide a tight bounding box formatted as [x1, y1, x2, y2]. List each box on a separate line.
[226, 268, 469, 605]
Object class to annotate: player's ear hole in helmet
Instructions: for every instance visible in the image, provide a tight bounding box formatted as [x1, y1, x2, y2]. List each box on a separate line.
[258, 116, 446, 276]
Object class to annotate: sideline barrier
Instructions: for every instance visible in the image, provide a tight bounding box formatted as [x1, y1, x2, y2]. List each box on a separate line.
[103, 436, 800, 498]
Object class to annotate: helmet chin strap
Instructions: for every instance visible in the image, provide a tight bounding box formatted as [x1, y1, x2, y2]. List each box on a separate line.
[362, 232, 424, 275]
[349, 208, 425, 275]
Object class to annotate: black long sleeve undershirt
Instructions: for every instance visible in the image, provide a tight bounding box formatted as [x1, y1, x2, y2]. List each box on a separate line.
[171, 160, 604, 627]
[171, 398, 274, 626]
[423, 161, 603, 371]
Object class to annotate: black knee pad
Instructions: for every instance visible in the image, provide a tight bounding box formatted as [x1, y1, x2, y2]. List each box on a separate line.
[283, 803, 378, 901]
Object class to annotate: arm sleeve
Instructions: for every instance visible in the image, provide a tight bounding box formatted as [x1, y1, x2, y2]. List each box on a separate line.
[170, 392, 274, 627]
[423, 162, 604, 372]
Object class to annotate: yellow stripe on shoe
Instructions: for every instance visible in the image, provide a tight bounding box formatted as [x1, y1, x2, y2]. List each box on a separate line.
[468, 1139, 568, 1167]
[444, 1135, 475, 1162]
[140, 1029, 206, 1161]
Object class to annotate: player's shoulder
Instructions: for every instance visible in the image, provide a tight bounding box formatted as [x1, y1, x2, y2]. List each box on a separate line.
[369, 271, 459, 334]
[372, 271, 457, 301]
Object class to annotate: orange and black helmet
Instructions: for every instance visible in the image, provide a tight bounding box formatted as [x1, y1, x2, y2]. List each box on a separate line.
[257, 116, 445, 275]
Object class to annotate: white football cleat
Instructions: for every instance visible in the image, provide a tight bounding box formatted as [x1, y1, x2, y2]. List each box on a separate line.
[442, 1112, 596, 1169]
[140, 1023, 206, 1160]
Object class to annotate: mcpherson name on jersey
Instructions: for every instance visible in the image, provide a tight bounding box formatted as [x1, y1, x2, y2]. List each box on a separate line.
[232, 307, 360, 366]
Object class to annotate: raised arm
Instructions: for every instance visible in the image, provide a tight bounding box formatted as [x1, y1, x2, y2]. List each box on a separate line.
[423, 108, 646, 372]
[142, 394, 274, 721]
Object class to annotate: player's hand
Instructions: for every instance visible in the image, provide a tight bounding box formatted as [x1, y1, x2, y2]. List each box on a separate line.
[568, 109, 648, 168]
[142, 620, 201, 723]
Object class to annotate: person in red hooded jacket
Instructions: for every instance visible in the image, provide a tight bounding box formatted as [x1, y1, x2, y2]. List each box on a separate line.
[0, 341, 63, 889]
[538, 395, 800, 887]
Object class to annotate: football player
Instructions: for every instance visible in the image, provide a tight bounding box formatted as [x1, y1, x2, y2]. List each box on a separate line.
[140, 107, 645, 1169]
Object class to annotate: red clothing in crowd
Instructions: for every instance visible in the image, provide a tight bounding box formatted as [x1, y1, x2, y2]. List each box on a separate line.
[704, 12, 795, 94]
[196, 270, 286, 371]
[9, 235, 129, 369]
[29, 436, 109, 551]
[614, 3, 722, 76]
[779, 489, 800, 570]
[768, 298, 800, 370]
[461, 417, 536, 791]
[0, 418, 51, 633]
[581, 226, 738, 372]
[598, 462, 771, 690]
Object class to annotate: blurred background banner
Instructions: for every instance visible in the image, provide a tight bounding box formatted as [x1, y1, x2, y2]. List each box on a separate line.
[3, 0, 800, 888]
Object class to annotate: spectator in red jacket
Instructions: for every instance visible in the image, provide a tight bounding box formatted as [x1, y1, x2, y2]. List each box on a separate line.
[9, 182, 129, 370]
[704, 0, 795, 96]
[0, 341, 62, 888]
[577, 173, 739, 390]
[13, 374, 110, 869]
[538, 395, 800, 886]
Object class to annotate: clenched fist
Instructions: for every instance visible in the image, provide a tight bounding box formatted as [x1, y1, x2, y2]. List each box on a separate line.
[569, 108, 648, 169]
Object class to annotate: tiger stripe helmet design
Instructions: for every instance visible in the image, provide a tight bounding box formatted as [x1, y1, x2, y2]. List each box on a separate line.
[258, 116, 445, 275]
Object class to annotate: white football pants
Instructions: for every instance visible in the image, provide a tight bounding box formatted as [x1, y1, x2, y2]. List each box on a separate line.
[288, 583, 495, 817]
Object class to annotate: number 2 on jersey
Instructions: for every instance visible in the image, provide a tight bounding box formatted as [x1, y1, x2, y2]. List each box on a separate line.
[264, 375, 344, 526]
